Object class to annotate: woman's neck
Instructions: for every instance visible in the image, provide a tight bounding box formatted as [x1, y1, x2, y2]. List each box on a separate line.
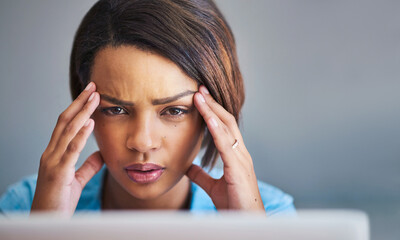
[102, 170, 191, 210]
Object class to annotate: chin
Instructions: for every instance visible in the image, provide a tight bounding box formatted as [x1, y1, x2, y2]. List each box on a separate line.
[122, 173, 184, 200]
[127, 183, 164, 200]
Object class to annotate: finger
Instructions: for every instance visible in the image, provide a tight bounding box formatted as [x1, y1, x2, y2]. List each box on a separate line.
[75, 151, 104, 188]
[59, 118, 94, 167]
[199, 86, 240, 136]
[47, 82, 96, 152]
[186, 164, 215, 196]
[194, 92, 237, 161]
[52, 92, 99, 159]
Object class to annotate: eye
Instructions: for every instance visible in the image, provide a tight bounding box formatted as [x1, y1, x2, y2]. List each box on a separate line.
[100, 107, 128, 116]
[162, 107, 189, 118]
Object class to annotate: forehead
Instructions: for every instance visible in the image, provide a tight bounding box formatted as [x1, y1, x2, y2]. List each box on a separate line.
[90, 45, 197, 100]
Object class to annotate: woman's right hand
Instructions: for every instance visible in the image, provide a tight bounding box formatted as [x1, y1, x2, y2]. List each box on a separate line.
[31, 82, 104, 217]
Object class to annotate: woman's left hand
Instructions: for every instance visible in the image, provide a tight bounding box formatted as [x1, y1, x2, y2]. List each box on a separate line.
[186, 86, 265, 211]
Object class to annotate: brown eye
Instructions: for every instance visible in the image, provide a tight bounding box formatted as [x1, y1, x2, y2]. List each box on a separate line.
[169, 108, 183, 115]
[100, 107, 128, 116]
[162, 107, 189, 117]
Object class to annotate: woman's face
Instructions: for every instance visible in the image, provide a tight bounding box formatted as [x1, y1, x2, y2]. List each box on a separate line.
[90, 45, 204, 199]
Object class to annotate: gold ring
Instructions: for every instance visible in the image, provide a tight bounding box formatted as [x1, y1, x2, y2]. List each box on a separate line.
[232, 139, 239, 149]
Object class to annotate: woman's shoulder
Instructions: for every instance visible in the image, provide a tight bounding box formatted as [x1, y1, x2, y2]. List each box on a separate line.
[256, 180, 296, 215]
[0, 167, 106, 215]
[0, 174, 38, 214]
[190, 167, 295, 215]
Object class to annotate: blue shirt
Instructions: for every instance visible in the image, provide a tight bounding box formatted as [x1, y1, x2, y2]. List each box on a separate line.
[0, 166, 295, 216]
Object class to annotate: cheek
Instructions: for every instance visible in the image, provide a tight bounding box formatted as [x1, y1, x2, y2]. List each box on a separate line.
[162, 113, 203, 167]
[93, 120, 125, 165]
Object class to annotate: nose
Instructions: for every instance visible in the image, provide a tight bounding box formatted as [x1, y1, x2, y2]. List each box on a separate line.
[126, 113, 160, 153]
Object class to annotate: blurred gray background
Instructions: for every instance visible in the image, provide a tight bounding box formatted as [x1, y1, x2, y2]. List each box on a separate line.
[0, 0, 399, 239]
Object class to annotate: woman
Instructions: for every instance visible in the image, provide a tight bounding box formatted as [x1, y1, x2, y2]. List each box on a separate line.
[0, 0, 294, 216]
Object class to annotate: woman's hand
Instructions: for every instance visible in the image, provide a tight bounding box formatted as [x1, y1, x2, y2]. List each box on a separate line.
[31, 82, 104, 217]
[186, 86, 264, 211]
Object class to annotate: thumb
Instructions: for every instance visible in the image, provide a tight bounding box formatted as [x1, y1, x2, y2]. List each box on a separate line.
[75, 151, 104, 188]
[186, 164, 215, 196]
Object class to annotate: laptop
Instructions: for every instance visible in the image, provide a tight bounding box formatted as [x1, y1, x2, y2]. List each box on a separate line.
[0, 210, 369, 240]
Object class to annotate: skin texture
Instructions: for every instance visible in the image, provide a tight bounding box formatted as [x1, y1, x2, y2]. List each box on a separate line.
[31, 83, 102, 217]
[188, 87, 264, 211]
[90, 46, 204, 209]
[31, 45, 264, 217]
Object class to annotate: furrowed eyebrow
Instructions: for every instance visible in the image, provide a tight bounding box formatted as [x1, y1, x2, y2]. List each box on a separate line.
[100, 94, 134, 106]
[99, 90, 196, 106]
[151, 90, 196, 105]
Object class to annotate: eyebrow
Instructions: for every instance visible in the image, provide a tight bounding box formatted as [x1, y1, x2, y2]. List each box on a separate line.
[99, 90, 196, 106]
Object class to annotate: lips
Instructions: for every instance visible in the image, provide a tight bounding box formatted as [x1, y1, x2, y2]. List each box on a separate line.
[125, 163, 165, 184]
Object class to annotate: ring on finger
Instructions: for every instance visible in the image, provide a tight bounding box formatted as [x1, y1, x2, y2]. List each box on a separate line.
[232, 139, 239, 149]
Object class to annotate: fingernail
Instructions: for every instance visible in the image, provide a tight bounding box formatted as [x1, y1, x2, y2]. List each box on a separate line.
[84, 119, 91, 127]
[210, 118, 218, 127]
[88, 92, 95, 102]
[202, 86, 209, 95]
[85, 82, 93, 91]
[198, 93, 205, 103]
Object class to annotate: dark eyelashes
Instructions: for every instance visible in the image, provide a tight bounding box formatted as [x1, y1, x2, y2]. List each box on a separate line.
[163, 108, 189, 116]
[99, 106, 127, 116]
[98, 106, 190, 118]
